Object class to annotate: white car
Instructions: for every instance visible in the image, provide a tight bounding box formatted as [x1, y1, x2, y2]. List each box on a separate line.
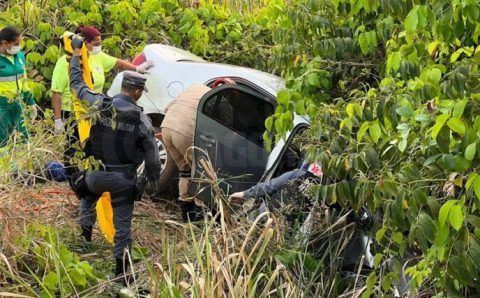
[108, 44, 309, 202]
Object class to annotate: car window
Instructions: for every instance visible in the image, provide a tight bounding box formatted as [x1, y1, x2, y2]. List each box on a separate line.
[203, 89, 274, 147]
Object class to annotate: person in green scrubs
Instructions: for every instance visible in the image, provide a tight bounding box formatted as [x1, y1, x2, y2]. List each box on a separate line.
[0, 26, 37, 148]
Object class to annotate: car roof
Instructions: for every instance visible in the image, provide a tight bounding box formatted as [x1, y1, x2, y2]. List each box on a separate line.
[145, 44, 285, 97]
[150, 44, 206, 63]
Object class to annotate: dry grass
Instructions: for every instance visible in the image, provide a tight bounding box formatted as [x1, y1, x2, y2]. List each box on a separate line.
[0, 120, 367, 297]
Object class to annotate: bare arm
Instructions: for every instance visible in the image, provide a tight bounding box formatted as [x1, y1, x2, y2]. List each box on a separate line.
[115, 59, 137, 71]
[52, 92, 62, 119]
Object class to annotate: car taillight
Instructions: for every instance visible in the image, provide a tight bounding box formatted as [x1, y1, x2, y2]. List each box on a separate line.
[132, 52, 146, 66]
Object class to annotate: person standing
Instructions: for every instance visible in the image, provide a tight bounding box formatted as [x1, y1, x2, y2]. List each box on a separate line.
[75, 25, 153, 93]
[0, 26, 37, 147]
[52, 25, 153, 180]
[69, 37, 160, 281]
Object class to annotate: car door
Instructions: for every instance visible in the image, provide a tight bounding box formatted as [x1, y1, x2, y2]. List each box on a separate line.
[191, 84, 275, 204]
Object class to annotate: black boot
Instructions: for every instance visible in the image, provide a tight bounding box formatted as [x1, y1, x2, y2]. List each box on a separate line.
[179, 201, 194, 222]
[115, 258, 127, 277]
[115, 258, 133, 285]
[80, 226, 93, 242]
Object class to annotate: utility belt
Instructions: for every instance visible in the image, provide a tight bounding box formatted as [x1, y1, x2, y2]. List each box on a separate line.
[102, 163, 137, 177]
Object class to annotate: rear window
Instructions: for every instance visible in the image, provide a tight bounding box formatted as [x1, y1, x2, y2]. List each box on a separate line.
[203, 89, 274, 147]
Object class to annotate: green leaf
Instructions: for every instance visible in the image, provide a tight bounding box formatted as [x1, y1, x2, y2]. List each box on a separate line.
[414, 189, 428, 204]
[277, 90, 291, 105]
[447, 117, 466, 136]
[467, 215, 480, 228]
[296, 100, 305, 114]
[43, 272, 58, 291]
[373, 253, 382, 268]
[358, 32, 369, 55]
[386, 51, 401, 72]
[448, 205, 463, 231]
[466, 173, 478, 190]
[340, 118, 353, 130]
[398, 138, 407, 152]
[346, 103, 356, 118]
[415, 114, 431, 122]
[227, 30, 241, 42]
[405, 6, 419, 32]
[452, 99, 468, 118]
[265, 116, 273, 132]
[369, 123, 381, 144]
[307, 73, 320, 87]
[451, 48, 464, 63]
[357, 122, 370, 142]
[474, 176, 480, 201]
[392, 231, 403, 244]
[431, 113, 450, 139]
[439, 200, 456, 226]
[423, 153, 441, 166]
[376, 227, 386, 242]
[69, 268, 87, 286]
[428, 41, 440, 55]
[436, 125, 450, 153]
[465, 142, 476, 161]
[396, 106, 414, 117]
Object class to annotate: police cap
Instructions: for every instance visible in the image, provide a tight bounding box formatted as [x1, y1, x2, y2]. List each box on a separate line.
[122, 71, 148, 92]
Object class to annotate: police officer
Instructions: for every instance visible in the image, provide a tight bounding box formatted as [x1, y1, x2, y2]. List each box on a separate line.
[69, 37, 160, 280]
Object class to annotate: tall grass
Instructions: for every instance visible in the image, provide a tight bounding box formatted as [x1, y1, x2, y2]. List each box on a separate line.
[0, 118, 368, 297]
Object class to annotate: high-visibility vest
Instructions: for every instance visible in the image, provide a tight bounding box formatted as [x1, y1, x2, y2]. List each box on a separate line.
[0, 51, 34, 104]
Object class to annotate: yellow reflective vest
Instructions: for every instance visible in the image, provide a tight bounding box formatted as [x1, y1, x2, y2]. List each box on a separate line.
[0, 51, 35, 105]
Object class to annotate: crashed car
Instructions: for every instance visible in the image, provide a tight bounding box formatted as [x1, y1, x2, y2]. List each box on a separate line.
[108, 44, 310, 202]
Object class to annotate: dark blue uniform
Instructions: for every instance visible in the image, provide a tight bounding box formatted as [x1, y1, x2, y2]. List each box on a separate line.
[69, 56, 160, 259]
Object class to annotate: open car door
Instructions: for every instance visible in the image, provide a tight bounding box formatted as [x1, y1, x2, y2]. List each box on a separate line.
[190, 84, 275, 205]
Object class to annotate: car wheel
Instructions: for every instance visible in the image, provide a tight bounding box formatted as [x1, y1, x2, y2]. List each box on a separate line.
[137, 138, 179, 195]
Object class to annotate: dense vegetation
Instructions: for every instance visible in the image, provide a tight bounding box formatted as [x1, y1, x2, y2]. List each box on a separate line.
[2, 0, 480, 296]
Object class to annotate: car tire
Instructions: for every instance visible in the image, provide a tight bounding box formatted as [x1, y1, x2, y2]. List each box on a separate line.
[139, 138, 179, 196]
[156, 147, 178, 194]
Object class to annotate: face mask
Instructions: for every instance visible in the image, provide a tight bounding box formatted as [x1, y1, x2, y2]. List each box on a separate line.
[7, 45, 21, 55]
[90, 45, 102, 55]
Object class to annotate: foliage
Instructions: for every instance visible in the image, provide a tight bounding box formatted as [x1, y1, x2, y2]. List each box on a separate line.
[266, 0, 480, 296]
[0, 0, 274, 105]
[8, 224, 97, 297]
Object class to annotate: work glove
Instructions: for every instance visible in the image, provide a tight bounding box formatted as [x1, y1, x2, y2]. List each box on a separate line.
[228, 191, 245, 204]
[29, 105, 38, 119]
[136, 60, 154, 74]
[71, 36, 84, 50]
[54, 118, 64, 134]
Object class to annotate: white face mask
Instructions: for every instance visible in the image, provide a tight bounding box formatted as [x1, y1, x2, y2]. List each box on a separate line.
[7, 45, 21, 55]
[90, 45, 102, 55]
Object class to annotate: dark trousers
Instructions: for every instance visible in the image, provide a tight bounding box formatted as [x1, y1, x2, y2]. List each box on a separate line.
[80, 170, 136, 258]
[62, 111, 80, 180]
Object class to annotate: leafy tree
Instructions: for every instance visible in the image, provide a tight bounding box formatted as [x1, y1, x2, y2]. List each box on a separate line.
[269, 0, 480, 295]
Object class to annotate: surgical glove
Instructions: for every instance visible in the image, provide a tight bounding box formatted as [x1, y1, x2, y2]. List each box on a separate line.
[136, 60, 154, 74]
[54, 118, 64, 134]
[30, 105, 38, 119]
[228, 192, 245, 204]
